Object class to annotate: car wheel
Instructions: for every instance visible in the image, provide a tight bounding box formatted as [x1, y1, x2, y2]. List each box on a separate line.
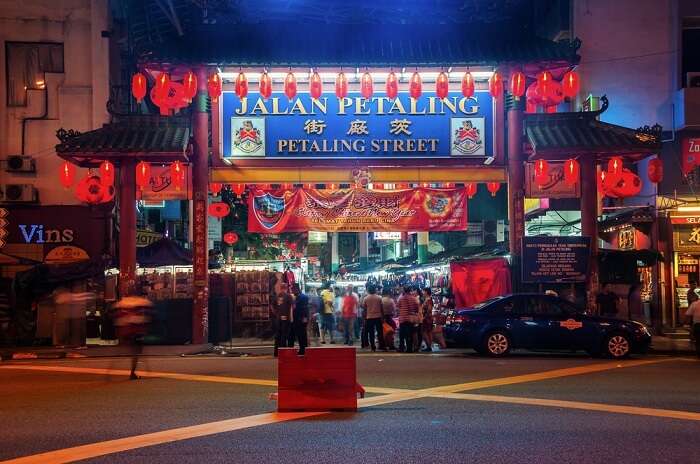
[481, 331, 511, 357]
[604, 333, 631, 358]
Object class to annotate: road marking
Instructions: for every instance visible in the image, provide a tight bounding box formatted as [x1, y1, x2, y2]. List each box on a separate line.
[436, 392, 700, 421]
[0, 412, 327, 464]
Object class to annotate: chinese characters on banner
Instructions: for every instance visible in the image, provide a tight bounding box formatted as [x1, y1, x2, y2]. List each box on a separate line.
[247, 187, 468, 233]
[192, 193, 208, 283]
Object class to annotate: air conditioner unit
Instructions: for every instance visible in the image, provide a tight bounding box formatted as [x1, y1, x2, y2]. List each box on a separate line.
[5, 155, 36, 173]
[1, 184, 38, 203]
[687, 72, 700, 88]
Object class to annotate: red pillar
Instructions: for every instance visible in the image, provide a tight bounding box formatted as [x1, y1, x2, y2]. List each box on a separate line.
[191, 67, 209, 344]
[580, 156, 599, 310]
[507, 97, 525, 289]
[118, 159, 137, 296]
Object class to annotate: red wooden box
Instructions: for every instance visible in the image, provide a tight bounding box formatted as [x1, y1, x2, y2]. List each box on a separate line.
[277, 347, 363, 412]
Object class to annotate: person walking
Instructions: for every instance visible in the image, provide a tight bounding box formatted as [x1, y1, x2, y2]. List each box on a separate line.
[273, 283, 294, 357]
[686, 296, 700, 357]
[420, 288, 435, 352]
[398, 286, 420, 353]
[341, 286, 359, 345]
[113, 296, 153, 380]
[319, 284, 335, 344]
[362, 285, 385, 352]
[290, 284, 309, 355]
[381, 287, 397, 350]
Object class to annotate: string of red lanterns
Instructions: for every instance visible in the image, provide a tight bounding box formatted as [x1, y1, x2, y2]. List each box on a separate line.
[461, 71, 475, 98]
[207, 72, 222, 103]
[235, 72, 248, 98]
[386, 71, 398, 100]
[284, 71, 297, 100]
[564, 159, 580, 186]
[409, 71, 422, 100]
[360, 72, 373, 99]
[309, 71, 323, 100]
[509, 71, 526, 100]
[435, 71, 449, 100]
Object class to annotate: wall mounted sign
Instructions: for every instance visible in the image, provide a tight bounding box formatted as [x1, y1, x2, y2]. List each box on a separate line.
[221, 90, 494, 159]
[671, 216, 700, 224]
[374, 232, 402, 240]
[618, 226, 635, 250]
[675, 225, 700, 251]
[44, 245, 89, 264]
[525, 162, 581, 199]
[141, 165, 192, 201]
[522, 236, 591, 283]
[136, 230, 163, 247]
[248, 187, 467, 233]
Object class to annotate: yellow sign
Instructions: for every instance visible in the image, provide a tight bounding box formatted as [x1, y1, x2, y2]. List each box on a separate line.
[136, 230, 163, 247]
[44, 246, 89, 264]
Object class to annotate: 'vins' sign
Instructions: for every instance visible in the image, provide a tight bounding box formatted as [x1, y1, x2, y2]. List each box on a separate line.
[19, 224, 74, 244]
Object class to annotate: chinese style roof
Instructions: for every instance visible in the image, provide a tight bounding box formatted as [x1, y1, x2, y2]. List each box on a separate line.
[598, 207, 656, 233]
[55, 116, 190, 166]
[524, 97, 662, 160]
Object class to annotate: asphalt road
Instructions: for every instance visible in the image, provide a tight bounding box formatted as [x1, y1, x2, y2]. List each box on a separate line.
[1, 349, 699, 464]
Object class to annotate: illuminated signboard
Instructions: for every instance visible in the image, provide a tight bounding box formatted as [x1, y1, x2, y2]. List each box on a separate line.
[308, 231, 328, 243]
[374, 232, 402, 240]
[221, 90, 494, 159]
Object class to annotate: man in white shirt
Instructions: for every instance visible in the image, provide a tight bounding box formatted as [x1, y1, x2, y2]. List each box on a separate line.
[685, 299, 700, 357]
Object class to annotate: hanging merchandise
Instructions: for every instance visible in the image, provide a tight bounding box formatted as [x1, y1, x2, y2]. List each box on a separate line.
[461, 71, 474, 98]
[235, 72, 248, 98]
[60, 160, 76, 189]
[466, 182, 477, 199]
[182, 70, 197, 102]
[488, 71, 503, 98]
[208, 201, 231, 219]
[209, 182, 223, 196]
[386, 71, 398, 100]
[259, 71, 272, 100]
[648, 157, 663, 183]
[335, 72, 348, 98]
[436, 71, 449, 99]
[131, 72, 147, 103]
[309, 71, 323, 99]
[487, 182, 500, 196]
[561, 70, 580, 98]
[99, 160, 115, 186]
[533, 159, 549, 185]
[207, 72, 222, 103]
[409, 72, 422, 100]
[284, 72, 297, 100]
[136, 161, 151, 190]
[564, 159, 580, 186]
[360, 72, 373, 99]
[509, 71, 526, 99]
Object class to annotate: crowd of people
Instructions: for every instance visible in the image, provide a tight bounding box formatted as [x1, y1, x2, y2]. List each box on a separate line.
[271, 281, 452, 356]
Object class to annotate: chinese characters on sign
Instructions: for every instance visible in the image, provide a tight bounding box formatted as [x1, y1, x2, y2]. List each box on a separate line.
[676, 225, 700, 250]
[222, 91, 494, 159]
[522, 236, 591, 283]
[618, 227, 635, 250]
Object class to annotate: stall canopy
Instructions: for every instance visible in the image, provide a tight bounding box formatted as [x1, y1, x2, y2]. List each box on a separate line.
[137, 238, 192, 267]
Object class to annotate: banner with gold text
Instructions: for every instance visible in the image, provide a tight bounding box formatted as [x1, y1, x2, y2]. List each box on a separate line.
[248, 187, 467, 233]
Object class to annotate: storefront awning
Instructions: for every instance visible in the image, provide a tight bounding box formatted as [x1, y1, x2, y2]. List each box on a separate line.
[524, 97, 662, 161]
[56, 116, 191, 166]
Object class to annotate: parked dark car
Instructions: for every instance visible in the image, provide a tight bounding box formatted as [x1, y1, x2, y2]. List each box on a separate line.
[443, 294, 651, 358]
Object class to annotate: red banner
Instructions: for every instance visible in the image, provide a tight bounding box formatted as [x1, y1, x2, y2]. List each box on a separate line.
[248, 187, 467, 233]
[450, 258, 511, 308]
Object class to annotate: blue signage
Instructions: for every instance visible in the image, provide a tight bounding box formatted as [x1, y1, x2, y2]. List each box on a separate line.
[221, 90, 494, 159]
[522, 236, 591, 283]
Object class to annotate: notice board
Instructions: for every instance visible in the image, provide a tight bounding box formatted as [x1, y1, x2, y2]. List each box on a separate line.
[522, 236, 591, 283]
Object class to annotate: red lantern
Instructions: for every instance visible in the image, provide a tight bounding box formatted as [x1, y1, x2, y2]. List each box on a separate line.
[223, 232, 239, 246]
[135, 161, 150, 190]
[284, 72, 297, 100]
[235, 72, 248, 99]
[182, 70, 197, 102]
[605, 169, 643, 198]
[534, 159, 549, 185]
[83, 175, 105, 204]
[564, 159, 580, 186]
[208, 202, 230, 220]
[232, 183, 246, 196]
[209, 182, 223, 196]
[99, 160, 115, 186]
[537, 71, 554, 99]
[409, 72, 422, 100]
[207, 72, 222, 103]
[171, 160, 184, 190]
[489, 71, 503, 98]
[335, 72, 348, 98]
[509, 71, 526, 99]
[360, 72, 373, 99]
[154, 72, 170, 100]
[608, 156, 624, 180]
[561, 70, 580, 98]
[60, 160, 76, 189]
[466, 183, 477, 199]
[309, 71, 323, 99]
[436, 71, 449, 99]
[260, 72, 272, 100]
[461, 72, 474, 98]
[487, 182, 500, 196]
[648, 157, 663, 183]
[131, 72, 147, 103]
[386, 72, 398, 100]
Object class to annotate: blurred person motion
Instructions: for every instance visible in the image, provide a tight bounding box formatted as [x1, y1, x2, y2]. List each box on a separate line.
[113, 296, 153, 380]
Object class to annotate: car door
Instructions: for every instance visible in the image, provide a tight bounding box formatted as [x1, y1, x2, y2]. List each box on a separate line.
[527, 296, 573, 350]
[556, 300, 603, 351]
[500, 296, 539, 349]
